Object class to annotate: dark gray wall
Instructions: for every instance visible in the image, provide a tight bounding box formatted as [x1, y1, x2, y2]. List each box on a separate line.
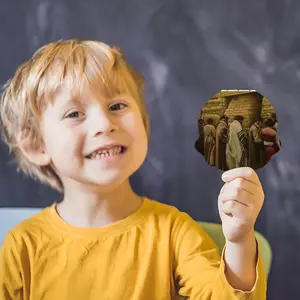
[1, 1, 300, 299]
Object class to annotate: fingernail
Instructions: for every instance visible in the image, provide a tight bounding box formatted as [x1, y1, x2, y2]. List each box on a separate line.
[222, 173, 228, 181]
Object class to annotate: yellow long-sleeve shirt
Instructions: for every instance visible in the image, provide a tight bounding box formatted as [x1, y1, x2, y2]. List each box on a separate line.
[0, 198, 266, 300]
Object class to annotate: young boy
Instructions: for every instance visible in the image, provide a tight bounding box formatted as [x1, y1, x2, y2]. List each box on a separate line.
[0, 40, 266, 299]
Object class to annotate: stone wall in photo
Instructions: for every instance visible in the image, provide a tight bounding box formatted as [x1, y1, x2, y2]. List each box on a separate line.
[224, 92, 263, 128]
[261, 97, 276, 119]
[200, 97, 226, 126]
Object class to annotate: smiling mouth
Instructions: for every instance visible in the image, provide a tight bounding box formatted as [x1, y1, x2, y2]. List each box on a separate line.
[86, 146, 127, 159]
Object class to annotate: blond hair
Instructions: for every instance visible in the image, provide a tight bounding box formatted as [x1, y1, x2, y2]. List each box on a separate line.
[0, 39, 150, 192]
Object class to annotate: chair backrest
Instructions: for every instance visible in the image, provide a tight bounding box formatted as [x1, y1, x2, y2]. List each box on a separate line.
[0, 209, 272, 277]
[199, 221, 272, 278]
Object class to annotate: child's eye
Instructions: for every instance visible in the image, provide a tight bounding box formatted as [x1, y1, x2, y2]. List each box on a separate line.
[109, 103, 127, 111]
[66, 111, 83, 119]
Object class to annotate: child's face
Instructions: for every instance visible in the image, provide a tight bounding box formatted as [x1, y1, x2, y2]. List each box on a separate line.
[39, 85, 148, 191]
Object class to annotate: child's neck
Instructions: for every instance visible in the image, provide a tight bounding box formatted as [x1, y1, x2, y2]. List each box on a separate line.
[56, 180, 143, 228]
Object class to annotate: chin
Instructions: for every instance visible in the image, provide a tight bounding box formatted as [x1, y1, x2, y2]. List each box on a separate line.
[95, 163, 143, 190]
[91, 177, 130, 193]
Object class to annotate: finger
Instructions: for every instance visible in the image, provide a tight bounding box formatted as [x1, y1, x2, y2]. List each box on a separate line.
[219, 187, 253, 207]
[224, 177, 262, 196]
[220, 182, 228, 194]
[222, 167, 261, 188]
[220, 200, 251, 219]
[222, 167, 256, 182]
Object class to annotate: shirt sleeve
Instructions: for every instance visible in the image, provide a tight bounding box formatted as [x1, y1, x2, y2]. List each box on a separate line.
[0, 231, 28, 300]
[172, 212, 267, 299]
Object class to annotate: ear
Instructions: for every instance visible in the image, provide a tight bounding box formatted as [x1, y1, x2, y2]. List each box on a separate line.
[17, 132, 51, 166]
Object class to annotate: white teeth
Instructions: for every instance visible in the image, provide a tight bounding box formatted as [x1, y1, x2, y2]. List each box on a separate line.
[89, 146, 123, 159]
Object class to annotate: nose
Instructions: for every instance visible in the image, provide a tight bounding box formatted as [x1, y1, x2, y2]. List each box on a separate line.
[88, 108, 118, 136]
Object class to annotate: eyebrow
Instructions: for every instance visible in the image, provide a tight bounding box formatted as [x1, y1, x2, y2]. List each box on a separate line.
[110, 93, 134, 102]
[56, 91, 134, 111]
[56, 96, 81, 111]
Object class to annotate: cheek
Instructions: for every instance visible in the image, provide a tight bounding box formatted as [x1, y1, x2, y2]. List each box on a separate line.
[121, 113, 148, 159]
[124, 111, 147, 138]
[130, 116, 148, 155]
[43, 125, 82, 159]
